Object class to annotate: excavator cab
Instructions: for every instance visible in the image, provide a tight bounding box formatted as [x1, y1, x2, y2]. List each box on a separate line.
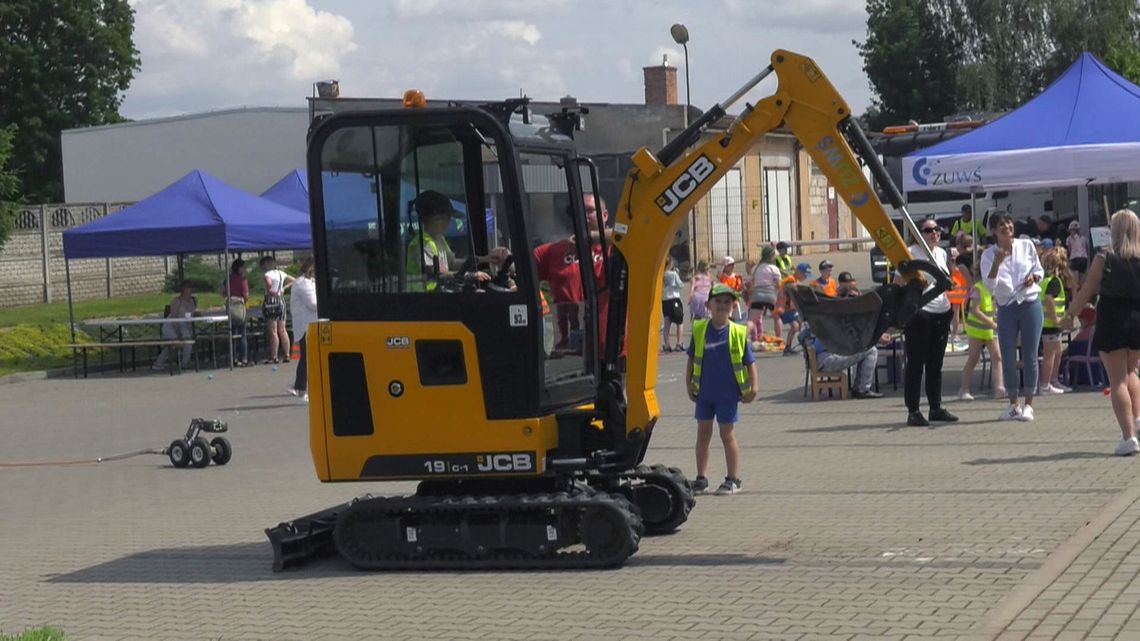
[308, 103, 604, 426]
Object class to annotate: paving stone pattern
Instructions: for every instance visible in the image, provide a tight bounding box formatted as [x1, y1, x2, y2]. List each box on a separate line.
[1, 351, 1136, 640]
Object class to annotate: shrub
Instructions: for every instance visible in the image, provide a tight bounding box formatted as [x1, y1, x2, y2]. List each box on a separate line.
[164, 256, 226, 293]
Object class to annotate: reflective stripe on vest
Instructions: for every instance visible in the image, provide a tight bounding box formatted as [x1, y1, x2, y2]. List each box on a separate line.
[1041, 275, 1067, 328]
[964, 282, 994, 340]
[690, 319, 751, 394]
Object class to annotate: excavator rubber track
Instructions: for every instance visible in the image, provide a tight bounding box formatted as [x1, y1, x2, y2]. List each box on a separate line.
[587, 464, 695, 535]
[327, 488, 643, 570]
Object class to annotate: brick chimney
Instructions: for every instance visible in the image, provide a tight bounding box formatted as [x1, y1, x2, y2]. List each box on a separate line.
[643, 56, 678, 106]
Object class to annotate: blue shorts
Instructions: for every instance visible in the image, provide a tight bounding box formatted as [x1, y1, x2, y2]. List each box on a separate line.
[780, 309, 799, 324]
[694, 398, 740, 423]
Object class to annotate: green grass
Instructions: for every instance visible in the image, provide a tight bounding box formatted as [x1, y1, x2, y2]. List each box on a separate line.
[1, 293, 221, 328]
[0, 256, 302, 377]
[0, 626, 66, 641]
[0, 292, 226, 377]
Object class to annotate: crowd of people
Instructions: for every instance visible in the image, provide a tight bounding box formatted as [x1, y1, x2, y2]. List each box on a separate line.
[151, 253, 314, 403]
[679, 204, 1140, 487]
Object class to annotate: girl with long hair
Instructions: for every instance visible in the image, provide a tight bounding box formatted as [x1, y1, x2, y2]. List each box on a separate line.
[1065, 209, 1140, 455]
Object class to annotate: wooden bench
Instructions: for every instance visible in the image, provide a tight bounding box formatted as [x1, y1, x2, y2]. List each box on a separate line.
[66, 340, 197, 378]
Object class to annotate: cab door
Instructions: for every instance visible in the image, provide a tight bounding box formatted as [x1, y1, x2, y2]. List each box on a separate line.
[307, 109, 546, 430]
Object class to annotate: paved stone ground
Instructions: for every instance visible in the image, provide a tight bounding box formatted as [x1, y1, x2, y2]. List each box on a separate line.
[2, 340, 1138, 640]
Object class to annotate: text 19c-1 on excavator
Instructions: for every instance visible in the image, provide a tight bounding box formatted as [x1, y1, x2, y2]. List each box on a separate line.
[266, 49, 951, 571]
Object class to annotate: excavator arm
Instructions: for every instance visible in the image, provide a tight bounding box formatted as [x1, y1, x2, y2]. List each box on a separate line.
[606, 49, 952, 445]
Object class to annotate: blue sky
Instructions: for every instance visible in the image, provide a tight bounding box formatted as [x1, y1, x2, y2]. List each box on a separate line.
[121, 0, 872, 120]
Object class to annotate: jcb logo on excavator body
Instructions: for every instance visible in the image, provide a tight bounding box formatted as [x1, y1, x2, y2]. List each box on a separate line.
[476, 453, 534, 473]
[656, 154, 716, 214]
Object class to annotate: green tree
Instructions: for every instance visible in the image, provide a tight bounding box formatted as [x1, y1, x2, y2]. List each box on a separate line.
[861, 0, 1140, 120]
[1104, 40, 1140, 84]
[856, 0, 964, 130]
[0, 124, 18, 246]
[0, 0, 140, 202]
[1046, 0, 1140, 85]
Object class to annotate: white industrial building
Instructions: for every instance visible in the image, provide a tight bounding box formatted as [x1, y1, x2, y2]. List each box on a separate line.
[61, 107, 310, 203]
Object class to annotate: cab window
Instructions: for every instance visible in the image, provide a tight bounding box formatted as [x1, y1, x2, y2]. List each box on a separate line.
[316, 122, 511, 295]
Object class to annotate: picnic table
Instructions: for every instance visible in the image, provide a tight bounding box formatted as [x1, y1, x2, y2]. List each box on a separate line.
[71, 314, 230, 378]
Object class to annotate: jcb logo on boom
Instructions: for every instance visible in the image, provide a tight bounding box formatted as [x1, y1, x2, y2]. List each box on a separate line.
[476, 453, 534, 473]
[386, 336, 410, 349]
[656, 154, 716, 214]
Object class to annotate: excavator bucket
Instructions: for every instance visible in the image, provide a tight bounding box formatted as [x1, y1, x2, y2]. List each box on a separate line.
[791, 259, 953, 355]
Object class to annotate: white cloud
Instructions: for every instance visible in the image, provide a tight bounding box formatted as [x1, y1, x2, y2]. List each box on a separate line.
[123, 0, 356, 116]
[492, 20, 543, 46]
[651, 46, 685, 70]
[119, 0, 874, 119]
[391, 0, 569, 20]
[720, 0, 866, 34]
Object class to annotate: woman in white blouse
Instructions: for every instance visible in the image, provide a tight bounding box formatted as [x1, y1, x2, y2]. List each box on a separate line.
[287, 257, 318, 402]
[980, 212, 1045, 422]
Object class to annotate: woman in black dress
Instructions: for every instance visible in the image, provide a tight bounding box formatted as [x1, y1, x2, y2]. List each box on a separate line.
[1065, 209, 1140, 456]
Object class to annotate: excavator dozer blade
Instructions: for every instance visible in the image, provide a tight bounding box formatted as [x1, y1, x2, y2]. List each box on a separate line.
[265, 503, 344, 571]
[791, 259, 953, 355]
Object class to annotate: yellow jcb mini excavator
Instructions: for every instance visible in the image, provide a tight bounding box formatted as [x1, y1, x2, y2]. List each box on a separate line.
[266, 49, 951, 570]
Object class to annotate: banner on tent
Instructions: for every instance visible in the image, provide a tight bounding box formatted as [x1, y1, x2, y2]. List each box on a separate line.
[903, 143, 1140, 193]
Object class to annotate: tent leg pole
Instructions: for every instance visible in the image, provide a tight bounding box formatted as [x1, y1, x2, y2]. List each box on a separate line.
[970, 192, 979, 272]
[66, 258, 77, 377]
[225, 250, 234, 371]
[1078, 185, 1090, 249]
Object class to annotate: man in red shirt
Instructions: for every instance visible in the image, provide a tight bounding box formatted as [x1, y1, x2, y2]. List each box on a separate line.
[533, 193, 609, 348]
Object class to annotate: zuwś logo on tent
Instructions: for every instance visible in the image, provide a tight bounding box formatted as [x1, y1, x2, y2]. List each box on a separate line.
[911, 157, 983, 187]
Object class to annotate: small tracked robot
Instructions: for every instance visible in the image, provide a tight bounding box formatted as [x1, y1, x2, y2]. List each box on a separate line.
[167, 418, 232, 468]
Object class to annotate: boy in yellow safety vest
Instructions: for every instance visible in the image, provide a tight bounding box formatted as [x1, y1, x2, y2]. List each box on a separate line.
[957, 263, 1005, 400]
[685, 283, 759, 495]
[1039, 247, 1072, 394]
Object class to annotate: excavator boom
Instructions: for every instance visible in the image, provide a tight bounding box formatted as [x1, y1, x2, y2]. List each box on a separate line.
[610, 49, 951, 443]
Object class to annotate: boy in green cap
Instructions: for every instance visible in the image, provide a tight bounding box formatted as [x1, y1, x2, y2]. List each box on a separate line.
[686, 283, 759, 494]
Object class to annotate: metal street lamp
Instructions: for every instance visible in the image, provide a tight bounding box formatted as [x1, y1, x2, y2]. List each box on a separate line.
[670, 23, 691, 127]
[670, 23, 696, 267]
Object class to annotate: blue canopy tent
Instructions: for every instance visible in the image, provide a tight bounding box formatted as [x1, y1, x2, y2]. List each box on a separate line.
[903, 53, 1140, 193]
[260, 169, 309, 213]
[901, 52, 1140, 249]
[63, 169, 311, 257]
[62, 169, 314, 369]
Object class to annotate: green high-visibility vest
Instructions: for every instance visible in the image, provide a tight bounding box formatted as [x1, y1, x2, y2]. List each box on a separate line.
[1041, 275, 1067, 328]
[964, 282, 994, 341]
[775, 254, 793, 276]
[690, 319, 751, 395]
[406, 232, 450, 292]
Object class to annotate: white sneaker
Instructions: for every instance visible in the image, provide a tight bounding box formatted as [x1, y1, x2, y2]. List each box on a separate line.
[1052, 381, 1073, 392]
[1018, 405, 1035, 422]
[1040, 384, 1064, 395]
[1114, 437, 1139, 457]
[286, 386, 299, 397]
[301, 393, 309, 403]
[999, 404, 1022, 421]
[994, 389, 1007, 399]
[958, 391, 975, 402]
